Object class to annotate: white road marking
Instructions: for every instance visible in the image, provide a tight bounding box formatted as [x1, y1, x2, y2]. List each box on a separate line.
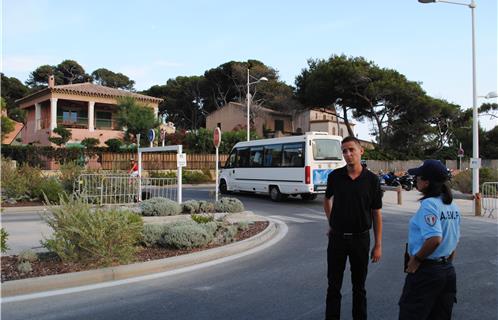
[295, 213, 327, 221]
[268, 215, 313, 223]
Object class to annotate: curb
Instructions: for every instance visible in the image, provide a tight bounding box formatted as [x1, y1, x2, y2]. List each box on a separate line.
[1, 217, 279, 298]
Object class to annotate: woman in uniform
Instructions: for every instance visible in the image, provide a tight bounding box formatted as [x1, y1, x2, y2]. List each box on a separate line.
[399, 160, 461, 320]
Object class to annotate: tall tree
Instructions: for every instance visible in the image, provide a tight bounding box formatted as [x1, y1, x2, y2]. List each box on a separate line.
[1, 98, 15, 141]
[1, 73, 29, 122]
[91, 68, 135, 90]
[116, 97, 158, 143]
[25, 60, 90, 89]
[295, 55, 361, 136]
[143, 76, 208, 130]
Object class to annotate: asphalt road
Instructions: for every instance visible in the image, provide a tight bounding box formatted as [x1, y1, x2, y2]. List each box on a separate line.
[2, 188, 497, 319]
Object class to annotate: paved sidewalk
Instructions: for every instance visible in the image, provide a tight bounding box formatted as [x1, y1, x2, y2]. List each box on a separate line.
[381, 189, 497, 223]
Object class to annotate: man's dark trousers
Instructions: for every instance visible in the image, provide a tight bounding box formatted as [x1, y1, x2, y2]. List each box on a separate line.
[326, 232, 370, 320]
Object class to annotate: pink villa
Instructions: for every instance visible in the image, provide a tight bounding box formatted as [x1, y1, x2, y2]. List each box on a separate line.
[16, 76, 163, 146]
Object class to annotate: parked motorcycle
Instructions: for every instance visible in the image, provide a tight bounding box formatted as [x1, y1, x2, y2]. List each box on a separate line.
[398, 174, 415, 191]
[380, 171, 401, 187]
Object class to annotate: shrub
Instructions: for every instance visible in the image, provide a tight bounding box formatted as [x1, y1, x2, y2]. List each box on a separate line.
[451, 168, 498, 194]
[17, 249, 38, 263]
[142, 224, 168, 247]
[42, 197, 144, 266]
[81, 137, 100, 149]
[212, 222, 238, 245]
[182, 200, 200, 214]
[59, 161, 85, 194]
[105, 138, 123, 152]
[191, 213, 214, 224]
[0, 228, 9, 253]
[160, 221, 214, 249]
[140, 197, 182, 216]
[149, 170, 211, 184]
[237, 221, 250, 231]
[215, 197, 245, 213]
[34, 177, 65, 203]
[198, 200, 215, 213]
[17, 261, 32, 274]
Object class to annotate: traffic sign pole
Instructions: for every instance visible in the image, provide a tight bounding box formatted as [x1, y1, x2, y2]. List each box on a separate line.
[214, 128, 221, 202]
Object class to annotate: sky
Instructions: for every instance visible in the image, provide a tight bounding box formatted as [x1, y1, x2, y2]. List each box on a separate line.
[2, 0, 497, 140]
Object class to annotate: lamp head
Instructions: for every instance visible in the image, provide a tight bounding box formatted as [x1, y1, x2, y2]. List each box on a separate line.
[259, 77, 269, 82]
[485, 91, 498, 99]
[418, 0, 437, 3]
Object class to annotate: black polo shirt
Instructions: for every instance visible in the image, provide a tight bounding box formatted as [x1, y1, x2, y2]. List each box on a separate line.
[325, 165, 382, 233]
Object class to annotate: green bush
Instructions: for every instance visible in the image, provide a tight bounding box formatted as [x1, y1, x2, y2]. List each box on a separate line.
[34, 177, 65, 203]
[105, 138, 123, 152]
[59, 161, 85, 194]
[0, 228, 9, 253]
[17, 261, 32, 274]
[237, 221, 250, 231]
[182, 200, 200, 214]
[215, 197, 245, 213]
[140, 197, 182, 216]
[212, 222, 239, 245]
[198, 200, 215, 213]
[149, 170, 211, 184]
[451, 168, 498, 194]
[81, 137, 100, 149]
[0, 159, 46, 200]
[17, 249, 38, 263]
[160, 221, 214, 249]
[142, 224, 168, 247]
[191, 213, 214, 224]
[42, 197, 144, 266]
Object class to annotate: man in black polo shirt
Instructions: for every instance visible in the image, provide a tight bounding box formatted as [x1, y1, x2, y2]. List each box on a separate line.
[324, 136, 383, 320]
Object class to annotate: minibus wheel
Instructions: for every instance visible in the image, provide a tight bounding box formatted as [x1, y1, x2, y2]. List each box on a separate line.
[270, 186, 286, 201]
[220, 179, 229, 194]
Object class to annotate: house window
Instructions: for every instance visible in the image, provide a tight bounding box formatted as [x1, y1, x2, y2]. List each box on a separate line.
[96, 111, 113, 129]
[340, 128, 344, 137]
[332, 127, 336, 135]
[274, 119, 284, 132]
[323, 115, 326, 120]
[57, 108, 88, 128]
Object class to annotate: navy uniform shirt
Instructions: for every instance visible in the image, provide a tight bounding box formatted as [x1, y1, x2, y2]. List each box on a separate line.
[325, 166, 382, 233]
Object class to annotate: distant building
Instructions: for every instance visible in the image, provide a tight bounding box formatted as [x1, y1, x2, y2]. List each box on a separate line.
[206, 102, 292, 137]
[206, 103, 355, 138]
[16, 76, 163, 146]
[293, 107, 354, 138]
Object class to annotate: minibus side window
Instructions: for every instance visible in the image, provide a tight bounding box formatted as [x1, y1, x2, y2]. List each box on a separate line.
[250, 147, 264, 167]
[225, 149, 237, 168]
[263, 144, 282, 167]
[237, 148, 250, 167]
[282, 143, 305, 167]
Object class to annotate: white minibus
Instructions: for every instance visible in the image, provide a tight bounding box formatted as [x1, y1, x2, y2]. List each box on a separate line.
[219, 132, 345, 201]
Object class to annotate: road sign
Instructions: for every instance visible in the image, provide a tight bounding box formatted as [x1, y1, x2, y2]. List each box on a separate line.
[458, 147, 464, 157]
[177, 153, 187, 167]
[148, 129, 155, 142]
[469, 158, 481, 169]
[213, 127, 221, 148]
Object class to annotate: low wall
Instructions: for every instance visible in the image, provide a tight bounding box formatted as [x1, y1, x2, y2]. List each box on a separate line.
[366, 159, 498, 174]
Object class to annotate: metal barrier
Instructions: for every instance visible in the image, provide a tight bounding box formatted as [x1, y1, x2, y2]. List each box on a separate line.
[482, 182, 498, 218]
[76, 174, 178, 205]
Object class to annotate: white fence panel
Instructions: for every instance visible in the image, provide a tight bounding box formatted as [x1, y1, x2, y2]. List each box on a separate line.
[76, 174, 178, 205]
[482, 182, 498, 218]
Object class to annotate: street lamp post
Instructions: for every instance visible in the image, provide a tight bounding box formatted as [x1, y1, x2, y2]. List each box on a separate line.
[418, 0, 481, 212]
[246, 69, 268, 141]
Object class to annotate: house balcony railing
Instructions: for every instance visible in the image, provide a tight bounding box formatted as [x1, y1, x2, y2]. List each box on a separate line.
[56, 116, 119, 130]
